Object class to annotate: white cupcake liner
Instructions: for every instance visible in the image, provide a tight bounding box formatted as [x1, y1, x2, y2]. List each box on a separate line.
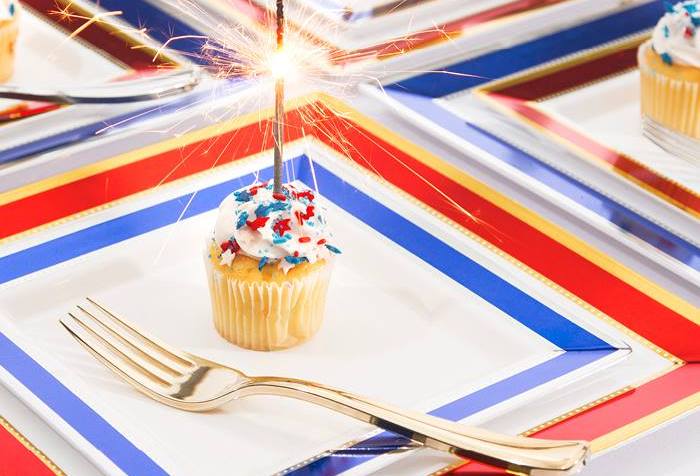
[204, 255, 332, 351]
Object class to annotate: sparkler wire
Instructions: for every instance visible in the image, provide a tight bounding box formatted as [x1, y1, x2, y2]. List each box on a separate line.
[273, 0, 285, 193]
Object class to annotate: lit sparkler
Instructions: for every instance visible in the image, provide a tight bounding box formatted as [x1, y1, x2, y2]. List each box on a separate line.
[49, 0, 485, 229]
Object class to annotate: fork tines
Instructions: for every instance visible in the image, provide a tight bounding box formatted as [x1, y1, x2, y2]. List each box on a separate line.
[60, 298, 194, 393]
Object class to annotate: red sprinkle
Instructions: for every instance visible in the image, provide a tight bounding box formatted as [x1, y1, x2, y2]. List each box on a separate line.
[295, 205, 317, 225]
[295, 190, 315, 201]
[220, 240, 240, 253]
[273, 218, 291, 236]
[294, 251, 299, 257]
[317, 239, 327, 245]
[298, 236, 311, 243]
[246, 216, 269, 231]
[248, 182, 268, 196]
[685, 27, 695, 38]
[272, 192, 287, 201]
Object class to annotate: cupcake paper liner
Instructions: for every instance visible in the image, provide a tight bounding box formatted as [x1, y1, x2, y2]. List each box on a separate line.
[205, 256, 333, 351]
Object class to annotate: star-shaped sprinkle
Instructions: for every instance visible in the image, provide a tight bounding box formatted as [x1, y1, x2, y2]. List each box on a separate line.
[219, 249, 235, 266]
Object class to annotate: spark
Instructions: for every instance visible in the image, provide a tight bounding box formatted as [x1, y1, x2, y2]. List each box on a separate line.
[47, 0, 493, 259]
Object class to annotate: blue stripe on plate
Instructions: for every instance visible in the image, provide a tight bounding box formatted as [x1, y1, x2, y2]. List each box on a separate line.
[99, 0, 208, 63]
[0, 333, 169, 475]
[384, 89, 700, 271]
[387, 1, 663, 97]
[287, 350, 612, 475]
[0, 156, 615, 475]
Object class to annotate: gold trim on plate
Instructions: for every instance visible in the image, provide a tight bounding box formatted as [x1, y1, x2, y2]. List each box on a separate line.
[0, 415, 65, 475]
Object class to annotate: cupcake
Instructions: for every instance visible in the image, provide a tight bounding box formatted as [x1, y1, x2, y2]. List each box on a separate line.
[639, 1, 700, 141]
[204, 181, 341, 351]
[0, 0, 18, 83]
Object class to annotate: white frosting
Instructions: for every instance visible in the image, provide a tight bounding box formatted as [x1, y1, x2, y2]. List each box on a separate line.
[212, 181, 340, 272]
[651, 1, 700, 67]
[0, 1, 17, 21]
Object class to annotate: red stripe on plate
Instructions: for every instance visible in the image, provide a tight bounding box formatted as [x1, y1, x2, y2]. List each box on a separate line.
[0, 102, 61, 122]
[495, 46, 639, 101]
[0, 419, 57, 476]
[489, 93, 700, 216]
[0, 115, 303, 240]
[22, 0, 168, 69]
[450, 364, 700, 474]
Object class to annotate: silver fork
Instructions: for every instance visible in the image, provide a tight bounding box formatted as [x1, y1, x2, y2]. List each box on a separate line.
[60, 298, 590, 475]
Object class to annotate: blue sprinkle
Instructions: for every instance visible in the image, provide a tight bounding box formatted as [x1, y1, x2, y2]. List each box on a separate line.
[234, 190, 252, 202]
[661, 52, 674, 65]
[663, 25, 670, 38]
[255, 201, 289, 217]
[258, 257, 269, 271]
[273, 234, 292, 245]
[9, 2, 14, 16]
[325, 244, 342, 254]
[285, 256, 308, 265]
[236, 211, 249, 229]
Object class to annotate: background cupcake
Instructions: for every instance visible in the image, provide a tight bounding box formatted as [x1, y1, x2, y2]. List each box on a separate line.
[639, 1, 700, 141]
[0, 0, 18, 82]
[205, 181, 340, 351]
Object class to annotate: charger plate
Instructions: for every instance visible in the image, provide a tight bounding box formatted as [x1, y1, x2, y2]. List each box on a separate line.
[0, 0, 182, 164]
[0, 94, 697, 475]
[369, 1, 700, 278]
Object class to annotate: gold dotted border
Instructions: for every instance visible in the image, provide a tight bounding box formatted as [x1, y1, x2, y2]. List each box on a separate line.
[0, 415, 65, 475]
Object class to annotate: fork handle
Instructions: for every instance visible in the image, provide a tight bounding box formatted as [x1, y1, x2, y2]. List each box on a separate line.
[241, 377, 588, 475]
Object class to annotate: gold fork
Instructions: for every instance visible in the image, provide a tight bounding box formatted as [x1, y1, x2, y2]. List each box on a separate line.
[60, 298, 590, 475]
